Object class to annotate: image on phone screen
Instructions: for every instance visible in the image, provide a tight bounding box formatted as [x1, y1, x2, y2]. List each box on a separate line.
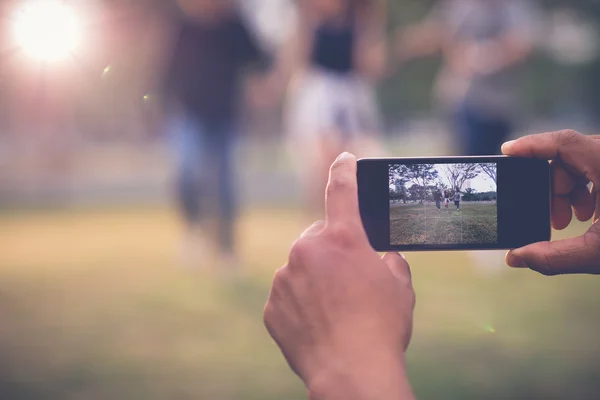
[389, 163, 498, 245]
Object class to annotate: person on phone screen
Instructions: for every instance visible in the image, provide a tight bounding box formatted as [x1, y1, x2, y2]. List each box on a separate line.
[162, 0, 275, 269]
[264, 130, 600, 399]
[395, 0, 538, 155]
[434, 189, 443, 211]
[284, 0, 388, 217]
[454, 190, 461, 210]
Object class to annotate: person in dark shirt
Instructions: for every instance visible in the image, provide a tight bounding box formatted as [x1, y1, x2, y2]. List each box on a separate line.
[433, 189, 443, 210]
[163, 1, 273, 268]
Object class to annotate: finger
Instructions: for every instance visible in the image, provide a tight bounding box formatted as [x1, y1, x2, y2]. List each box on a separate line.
[571, 184, 595, 222]
[382, 252, 412, 284]
[551, 194, 572, 230]
[594, 183, 600, 223]
[326, 152, 360, 224]
[300, 220, 326, 238]
[506, 234, 600, 275]
[502, 130, 600, 184]
[551, 161, 576, 196]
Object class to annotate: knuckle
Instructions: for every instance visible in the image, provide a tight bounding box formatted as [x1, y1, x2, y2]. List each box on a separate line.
[583, 230, 600, 267]
[554, 129, 585, 150]
[537, 251, 560, 276]
[326, 221, 363, 246]
[272, 266, 290, 287]
[289, 238, 313, 267]
[557, 129, 581, 144]
[592, 139, 600, 162]
[263, 302, 275, 326]
[269, 267, 289, 298]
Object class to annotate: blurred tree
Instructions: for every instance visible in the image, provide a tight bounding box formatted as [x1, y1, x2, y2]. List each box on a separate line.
[408, 184, 422, 203]
[442, 164, 480, 192]
[403, 164, 438, 202]
[389, 164, 409, 186]
[462, 188, 476, 202]
[478, 164, 497, 185]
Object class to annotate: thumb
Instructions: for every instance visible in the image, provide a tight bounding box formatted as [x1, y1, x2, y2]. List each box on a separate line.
[506, 234, 600, 276]
[382, 252, 412, 284]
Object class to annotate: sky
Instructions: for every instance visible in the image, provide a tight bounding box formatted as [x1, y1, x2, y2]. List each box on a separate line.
[436, 164, 497, 193]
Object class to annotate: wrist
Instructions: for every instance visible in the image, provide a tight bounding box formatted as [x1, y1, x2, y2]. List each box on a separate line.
[307, 353, 414, 400]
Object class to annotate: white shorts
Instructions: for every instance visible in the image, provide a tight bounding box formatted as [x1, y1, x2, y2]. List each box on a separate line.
[286, 68, 381, 145]
[285, 68, 383, 180]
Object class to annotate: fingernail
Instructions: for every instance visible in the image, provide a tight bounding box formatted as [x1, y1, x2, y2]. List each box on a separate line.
[336, 152, 353, 161]
[507, 253, 528, 268]
[501, 140, 515, 153]
[399, 253, 406, 260]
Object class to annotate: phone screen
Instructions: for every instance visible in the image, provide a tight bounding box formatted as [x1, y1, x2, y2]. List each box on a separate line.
[389, 162, 498, 246]
[358, 156, 550, 251]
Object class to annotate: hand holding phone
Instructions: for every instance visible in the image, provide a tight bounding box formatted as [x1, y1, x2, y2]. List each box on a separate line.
[264, 153, 416, 400]
[503, 130, 600, 276]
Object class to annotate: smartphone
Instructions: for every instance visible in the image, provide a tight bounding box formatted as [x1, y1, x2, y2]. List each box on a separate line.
[357, 156, 551, 251]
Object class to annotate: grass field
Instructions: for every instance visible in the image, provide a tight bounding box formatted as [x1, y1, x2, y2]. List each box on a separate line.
[391, 202, 498, 245]
[1, 206, 599, 399]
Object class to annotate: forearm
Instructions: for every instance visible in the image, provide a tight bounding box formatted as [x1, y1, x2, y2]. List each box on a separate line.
[396, 21, 442, 64]
[471, 35, 532, 74]
[308, 356, 415, 400]
[355, 5, 389, 81]
[258, 23, 309, 101]
[355, 36, 388, 82]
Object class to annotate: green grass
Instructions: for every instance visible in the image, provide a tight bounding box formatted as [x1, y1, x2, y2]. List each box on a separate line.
[391, 203, 498, 245]
[0, 207, 599, 399]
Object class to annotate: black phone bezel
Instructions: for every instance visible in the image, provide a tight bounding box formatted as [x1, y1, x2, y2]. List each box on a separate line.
[358, 156, 551, 252]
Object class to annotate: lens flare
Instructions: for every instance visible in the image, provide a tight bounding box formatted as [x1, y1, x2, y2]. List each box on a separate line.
[12, 0, 83, 62]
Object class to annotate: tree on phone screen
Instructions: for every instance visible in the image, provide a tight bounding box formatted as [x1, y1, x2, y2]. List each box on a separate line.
[478, 163, 497, 185]
[442, 164, 480, 192]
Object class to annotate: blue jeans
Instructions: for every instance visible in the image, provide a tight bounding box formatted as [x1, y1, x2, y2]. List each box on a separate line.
[169, 113, 237, 253]
[454, 102, 512, 156]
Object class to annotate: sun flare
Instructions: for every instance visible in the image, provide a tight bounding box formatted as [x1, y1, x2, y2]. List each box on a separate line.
[12, 0, 83, 62]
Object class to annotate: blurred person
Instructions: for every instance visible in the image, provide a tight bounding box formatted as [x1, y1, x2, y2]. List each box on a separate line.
[285, 0, 388, 217]
[396, 0, 538, 156]
[163, 0, 277, 269]
[264, 131, 600, 398]
[454, 190, 461, 210]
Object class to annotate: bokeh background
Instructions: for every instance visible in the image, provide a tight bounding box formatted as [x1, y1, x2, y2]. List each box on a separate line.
[1, 0, 599, 399]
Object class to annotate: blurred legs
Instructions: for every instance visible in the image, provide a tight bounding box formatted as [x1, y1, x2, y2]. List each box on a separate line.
[172, 114, 204, 227]
[170, 113, 238, 266]
[455, 103, 512, 156]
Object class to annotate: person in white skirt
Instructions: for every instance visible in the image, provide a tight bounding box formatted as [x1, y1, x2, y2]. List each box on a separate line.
[284, 0, 388, 216]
